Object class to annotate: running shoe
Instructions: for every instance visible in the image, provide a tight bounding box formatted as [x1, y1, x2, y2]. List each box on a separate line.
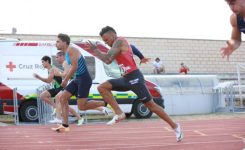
[51, 108, 56, 116]
[77, 117, 85, 126]
[51, 124, 70, 133]
[102, 107, 109, 116]
[48, 118, 62, 124]
[174, 123, 184, 142]
[107, 113, 126, 125]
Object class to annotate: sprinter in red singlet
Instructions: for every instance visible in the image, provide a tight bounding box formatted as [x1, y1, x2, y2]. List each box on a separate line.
[88, 26, 183, 142]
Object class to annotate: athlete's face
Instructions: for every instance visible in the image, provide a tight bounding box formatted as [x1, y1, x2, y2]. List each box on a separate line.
[56, 55, 64, 65]
[101, 32, 115, 47]
[227, 0, 245, 14]
[56, 38, 66, 50]
[41, 60, 49, 68]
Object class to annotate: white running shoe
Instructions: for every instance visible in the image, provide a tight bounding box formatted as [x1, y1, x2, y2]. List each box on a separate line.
[49, 118, 62, 124]
[51, 108, 56, 116]
[102, 107, 109, 116]
[77, 118, 85, 126]
[174, 123, 184, 142]
[107, 113, 126, 125]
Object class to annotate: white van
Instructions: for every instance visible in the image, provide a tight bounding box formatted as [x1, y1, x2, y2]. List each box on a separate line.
[0, 38, 164, 122]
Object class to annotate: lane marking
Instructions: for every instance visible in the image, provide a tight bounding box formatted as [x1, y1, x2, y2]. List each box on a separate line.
[0, 139, 242, 149]
[193, 130, 206, 136]
[1, 131, 244, 143]
[232, 134, 244, 139]
[164, 127, 172, 132]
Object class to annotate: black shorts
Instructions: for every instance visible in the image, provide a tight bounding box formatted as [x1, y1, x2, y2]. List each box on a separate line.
[65, 72, 92, 98]
[47, 87, 63, 97]
[108, 69, 152, 103]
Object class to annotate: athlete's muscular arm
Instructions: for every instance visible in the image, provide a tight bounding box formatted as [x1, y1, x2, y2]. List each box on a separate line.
[221, 13, 242, 60]
[62, 61, 71, 77]
[61, 47, 78, 87]
[34, 69, 55, 83]
[131, 44, 150, 64]
[90, 39, 126, 64]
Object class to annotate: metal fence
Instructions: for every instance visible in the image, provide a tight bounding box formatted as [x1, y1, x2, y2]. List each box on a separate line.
[213, 82, 236, 112]
[13, 84, 54, 125]
[13, 88, 19, 125]
[13, 84, 89, 125]
[36, 84, 54, 125]
[236, 63, 245, 108]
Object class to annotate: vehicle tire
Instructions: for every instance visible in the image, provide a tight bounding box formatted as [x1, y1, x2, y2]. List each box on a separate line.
[19, 100, 38, 122]
[132, 100, 152, 119]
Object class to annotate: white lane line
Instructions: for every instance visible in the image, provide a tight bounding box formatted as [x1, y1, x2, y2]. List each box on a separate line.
[0, 139, 242, 149]
[164, 127, 172, 132]
[193, 130, 206, 136]
[0, 132, 244, 144]
[232, 134, 244, 139]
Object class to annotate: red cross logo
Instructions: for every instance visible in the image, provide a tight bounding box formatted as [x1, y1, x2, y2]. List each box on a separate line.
[6, 61, 16, 72]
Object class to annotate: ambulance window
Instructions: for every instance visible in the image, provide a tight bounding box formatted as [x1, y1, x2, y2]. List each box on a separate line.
[103, 60, 121, 78]
[84, 56, 95, 80]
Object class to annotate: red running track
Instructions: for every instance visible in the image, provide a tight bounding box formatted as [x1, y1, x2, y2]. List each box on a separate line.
[0, 118, 244, 150]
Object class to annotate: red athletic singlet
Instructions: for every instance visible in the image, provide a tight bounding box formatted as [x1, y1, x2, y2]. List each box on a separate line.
[114, 37, 138, 75]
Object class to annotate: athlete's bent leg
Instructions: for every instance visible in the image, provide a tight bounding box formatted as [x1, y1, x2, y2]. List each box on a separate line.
[144, 100, 177, 129]
[69, 106, 81, 120]
[97, 81, 123, 115]
[77, 98, 105, 110]
[54, 92, 62, 119]
[59, 90, 72, 125]
[40, 90, 55, 108]
[144, 100, 183, 141]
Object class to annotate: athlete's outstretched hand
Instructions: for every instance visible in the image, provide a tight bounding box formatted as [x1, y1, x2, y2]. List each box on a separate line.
[86, 40, 98, 52]
[220, 41, 234, 61]
[140, 57, 151, 64]
[33, 73, 39, 79]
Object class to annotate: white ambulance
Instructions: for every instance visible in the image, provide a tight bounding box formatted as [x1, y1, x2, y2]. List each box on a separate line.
[0, 38, 164, 122]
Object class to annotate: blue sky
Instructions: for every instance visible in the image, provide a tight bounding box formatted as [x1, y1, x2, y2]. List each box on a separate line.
[0, 0, 234, 40]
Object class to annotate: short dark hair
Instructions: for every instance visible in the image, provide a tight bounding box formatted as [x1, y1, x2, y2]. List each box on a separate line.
[41, 56, 51, 64]
[225, 0, 236, 4]
[99, 26, 117, 36]
[58, 33, 70, 45]
[56, 51, 65, 57]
